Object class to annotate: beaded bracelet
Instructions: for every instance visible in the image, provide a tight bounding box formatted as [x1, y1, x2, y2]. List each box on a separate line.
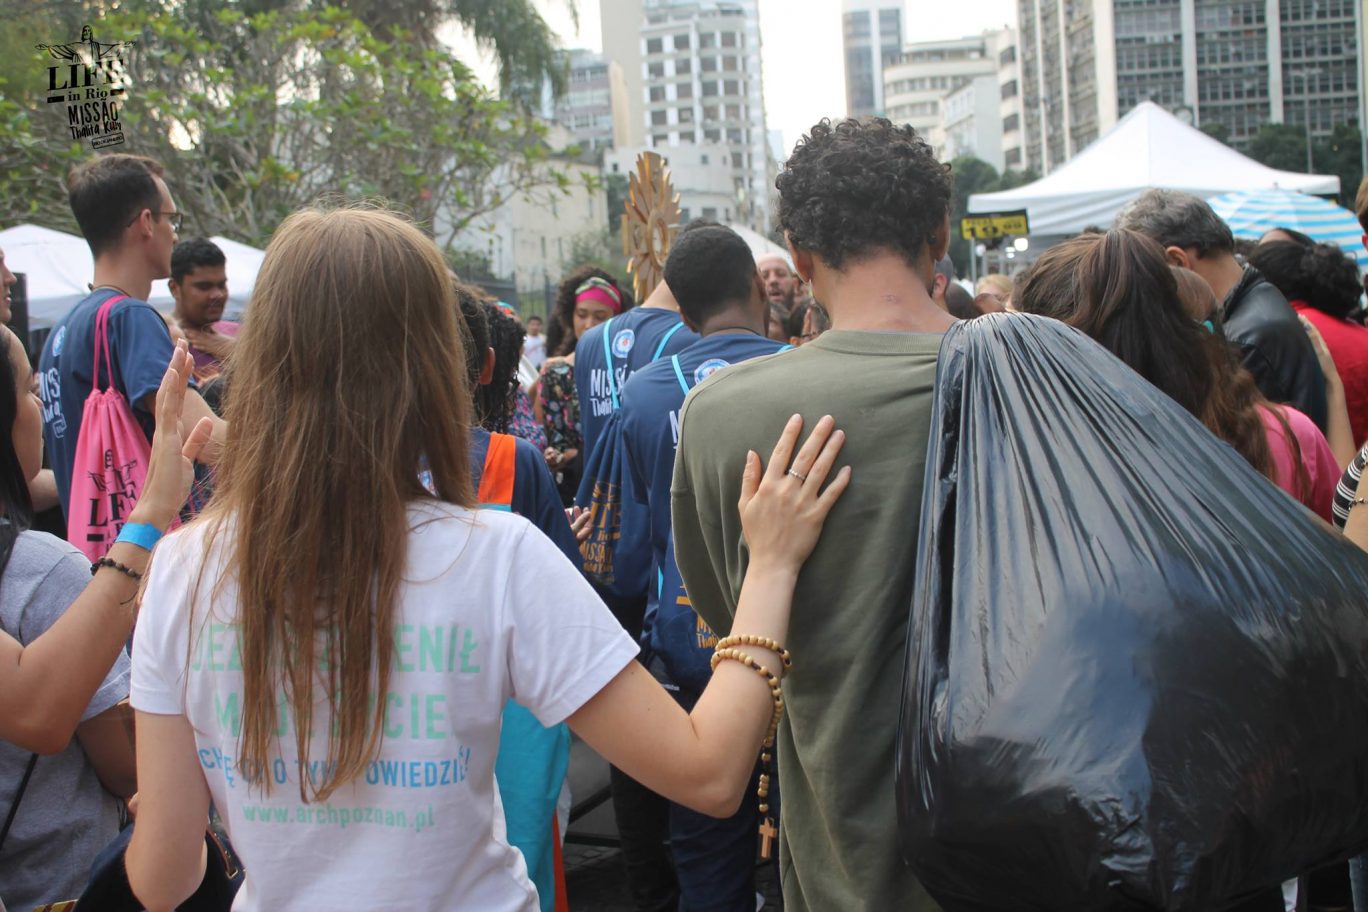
[711, 647, 786, 859]
[91, 557, 144, 582]
[715, 635, 792, 670]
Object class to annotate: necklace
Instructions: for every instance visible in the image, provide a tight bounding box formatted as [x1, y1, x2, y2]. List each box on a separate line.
[704, 325, 763, 336]
[91, 283, 134, 297]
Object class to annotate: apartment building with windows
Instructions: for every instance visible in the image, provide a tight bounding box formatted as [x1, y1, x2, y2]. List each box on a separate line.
[842, 0, 905, 117]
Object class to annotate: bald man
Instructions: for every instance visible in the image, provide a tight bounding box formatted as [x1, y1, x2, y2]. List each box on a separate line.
[758, 253, 799, 312]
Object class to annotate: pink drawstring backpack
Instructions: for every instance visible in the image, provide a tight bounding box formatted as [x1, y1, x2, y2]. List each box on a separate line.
[67, 296, 161, 561]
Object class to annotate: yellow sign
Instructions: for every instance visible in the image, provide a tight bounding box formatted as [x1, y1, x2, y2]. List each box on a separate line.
[961, 210, 1030, 240]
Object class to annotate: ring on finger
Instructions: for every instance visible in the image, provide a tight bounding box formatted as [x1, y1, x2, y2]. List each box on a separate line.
[786, 469, 807, 482]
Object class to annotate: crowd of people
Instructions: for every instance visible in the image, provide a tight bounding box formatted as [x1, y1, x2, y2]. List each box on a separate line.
[2, 115, 1368, 912]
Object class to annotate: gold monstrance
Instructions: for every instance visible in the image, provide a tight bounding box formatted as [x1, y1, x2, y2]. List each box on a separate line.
[620, 152, 682, 302]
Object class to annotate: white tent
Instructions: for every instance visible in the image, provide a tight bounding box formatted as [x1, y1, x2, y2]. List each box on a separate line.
[728, 223, 790, 265]
[0, 224, 263, 327]
[968, 102, 1342, 237]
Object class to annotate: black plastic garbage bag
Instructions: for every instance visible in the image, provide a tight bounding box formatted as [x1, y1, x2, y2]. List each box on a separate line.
[897, 313, 1368, 912]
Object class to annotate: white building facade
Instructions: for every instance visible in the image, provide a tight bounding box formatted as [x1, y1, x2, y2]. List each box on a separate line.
[842, 0, 905, 117]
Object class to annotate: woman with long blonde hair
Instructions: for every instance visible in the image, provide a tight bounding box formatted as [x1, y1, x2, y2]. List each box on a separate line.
[124, 208, 849, 911]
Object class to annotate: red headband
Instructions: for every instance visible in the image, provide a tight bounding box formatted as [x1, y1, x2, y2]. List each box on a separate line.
[575, 277, 623, 314]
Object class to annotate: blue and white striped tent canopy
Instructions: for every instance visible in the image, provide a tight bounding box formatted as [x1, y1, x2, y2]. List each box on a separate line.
[1209, 189, 1367, 268]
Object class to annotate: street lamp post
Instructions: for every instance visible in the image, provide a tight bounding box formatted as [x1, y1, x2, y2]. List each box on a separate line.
[1289, 69, 1323, 174]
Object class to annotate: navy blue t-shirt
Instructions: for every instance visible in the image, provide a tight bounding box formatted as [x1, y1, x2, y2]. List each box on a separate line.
[574, 308, 697, 461]
[618, 333, 789, 690]
[468, 427, 579, 566]
[38, 289, 178, 519]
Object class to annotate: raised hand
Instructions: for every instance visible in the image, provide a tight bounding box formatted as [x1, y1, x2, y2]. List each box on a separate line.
[128, 341, 214, 531]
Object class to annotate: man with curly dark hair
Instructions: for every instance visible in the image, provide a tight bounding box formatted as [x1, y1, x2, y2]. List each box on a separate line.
[671, 118, 954, 911]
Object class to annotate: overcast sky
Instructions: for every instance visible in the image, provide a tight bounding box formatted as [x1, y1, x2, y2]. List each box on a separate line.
[528, 0, 1018, 151]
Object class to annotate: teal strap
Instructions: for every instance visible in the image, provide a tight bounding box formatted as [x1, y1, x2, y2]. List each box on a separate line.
[479, 503, 513, 512]
[657, 567, 665, 600]
[778, 344, 794, 352]
[652, 322, 685, 361]
[600, 317, 619, 412]
[670, 355, 691, 395]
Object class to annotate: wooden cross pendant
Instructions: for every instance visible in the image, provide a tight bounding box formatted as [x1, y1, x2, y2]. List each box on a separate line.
[759, 816, 778, 859]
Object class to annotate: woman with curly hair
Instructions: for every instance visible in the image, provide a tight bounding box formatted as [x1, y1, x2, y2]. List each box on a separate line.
[534, 267, 631, 505]
[1248, 240, 1368, 449]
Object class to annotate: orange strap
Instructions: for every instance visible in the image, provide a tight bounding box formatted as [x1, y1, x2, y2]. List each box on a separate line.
[477, 433, 517, 509]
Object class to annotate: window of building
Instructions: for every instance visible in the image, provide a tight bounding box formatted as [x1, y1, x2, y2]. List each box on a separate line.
[676, 59, 691, 75]
[702, 81, 718, 97]
[678, 82, 693, 99]
[723, 55, 738, 72]
[700, 32, 716, 49]
[701, 153, 709, 164]
[1001, 79, 1018, 99]
[678, 105, 694, 123]
[646, 37, 662, 54]
[1003, 113, 1020, 132]
[701, 56, 718, 72]
[680, 207, 691, 221]
[724, 79, 739, 96]
[705, 128, 721, 142]
[653, 133, 669, 146]
[680, 130, 695, 143]
[1005, 147, 1022, 167]
[727, 127, 742, 143]
[674, 33, 690, 50]
[649, 62, 665, 78]
[652, 109, 668, 126]
[726, 103, 742, 120]
[703, 104, 718, 119]
[703, 207, 718, 218]
[650, 86, 666, 102]
[721, 31, 737, 48]
[731, 151, 743, 168]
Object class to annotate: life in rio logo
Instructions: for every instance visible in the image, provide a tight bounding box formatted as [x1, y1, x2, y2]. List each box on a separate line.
[37, 25, 135, 150]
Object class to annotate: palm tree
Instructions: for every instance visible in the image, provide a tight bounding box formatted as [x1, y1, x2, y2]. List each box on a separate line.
[243, 0, 574, 99]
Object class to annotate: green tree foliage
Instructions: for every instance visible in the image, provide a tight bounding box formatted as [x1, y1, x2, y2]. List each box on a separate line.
[1200, 122, 1231, 145]
[233, 0, 574, 102]
[1, 5, 583, 249]
[567, 226, 626, 279]
[948, 155, 1001, 275]
[1245, 122, 1363, 204]
[1248, 123, 1310, 174]
[1313, 123, 1364, 205]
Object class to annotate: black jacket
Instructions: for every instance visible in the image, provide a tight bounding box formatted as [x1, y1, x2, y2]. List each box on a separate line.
[1221, 266, 1328, 431]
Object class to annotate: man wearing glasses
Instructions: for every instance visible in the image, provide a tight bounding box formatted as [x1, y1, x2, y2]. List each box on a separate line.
[39, 153, 222, 520]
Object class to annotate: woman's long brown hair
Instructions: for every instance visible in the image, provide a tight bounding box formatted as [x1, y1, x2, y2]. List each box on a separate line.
[199, 208, 475, 801]
[1016, 229, 1300, 487]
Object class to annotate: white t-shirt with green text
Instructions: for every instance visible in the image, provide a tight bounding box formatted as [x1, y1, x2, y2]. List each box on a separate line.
[131, 502, 638, 911]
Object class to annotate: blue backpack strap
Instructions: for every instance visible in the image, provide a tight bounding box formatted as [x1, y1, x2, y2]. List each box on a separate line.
[652, 322, 686, 362]
[600, 317, 619, 412]
[669, 354, 691, 396]
[778, 344, 794, 352]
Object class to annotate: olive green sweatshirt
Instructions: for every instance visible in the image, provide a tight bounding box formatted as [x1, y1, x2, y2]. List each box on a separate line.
[671, 330, 946, 912]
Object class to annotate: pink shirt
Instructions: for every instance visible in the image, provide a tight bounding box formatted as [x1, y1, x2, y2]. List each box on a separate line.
[1259, 403, 1339, 521]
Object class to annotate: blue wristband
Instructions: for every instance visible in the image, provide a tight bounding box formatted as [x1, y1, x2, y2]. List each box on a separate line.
[115, 522, 163, 552]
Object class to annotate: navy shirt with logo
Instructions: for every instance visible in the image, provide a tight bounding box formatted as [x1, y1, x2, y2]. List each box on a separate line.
[618, 333, 790, 691]
[574, 308, 697, 460]
[38, 289, 178, 520]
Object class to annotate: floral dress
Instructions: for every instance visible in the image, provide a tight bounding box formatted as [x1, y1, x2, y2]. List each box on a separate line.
[538, 358, 582, 504]
[538, 359, 581, 455]
[508, 386, 548, 451]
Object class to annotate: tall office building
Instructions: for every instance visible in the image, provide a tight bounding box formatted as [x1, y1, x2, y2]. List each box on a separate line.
[842, 0, 905, 117]
[553, 50, 618, 152]
[884, 36, 998, 139]
[1018, 0, 1363, 175]
[602, 0, 772, 231]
